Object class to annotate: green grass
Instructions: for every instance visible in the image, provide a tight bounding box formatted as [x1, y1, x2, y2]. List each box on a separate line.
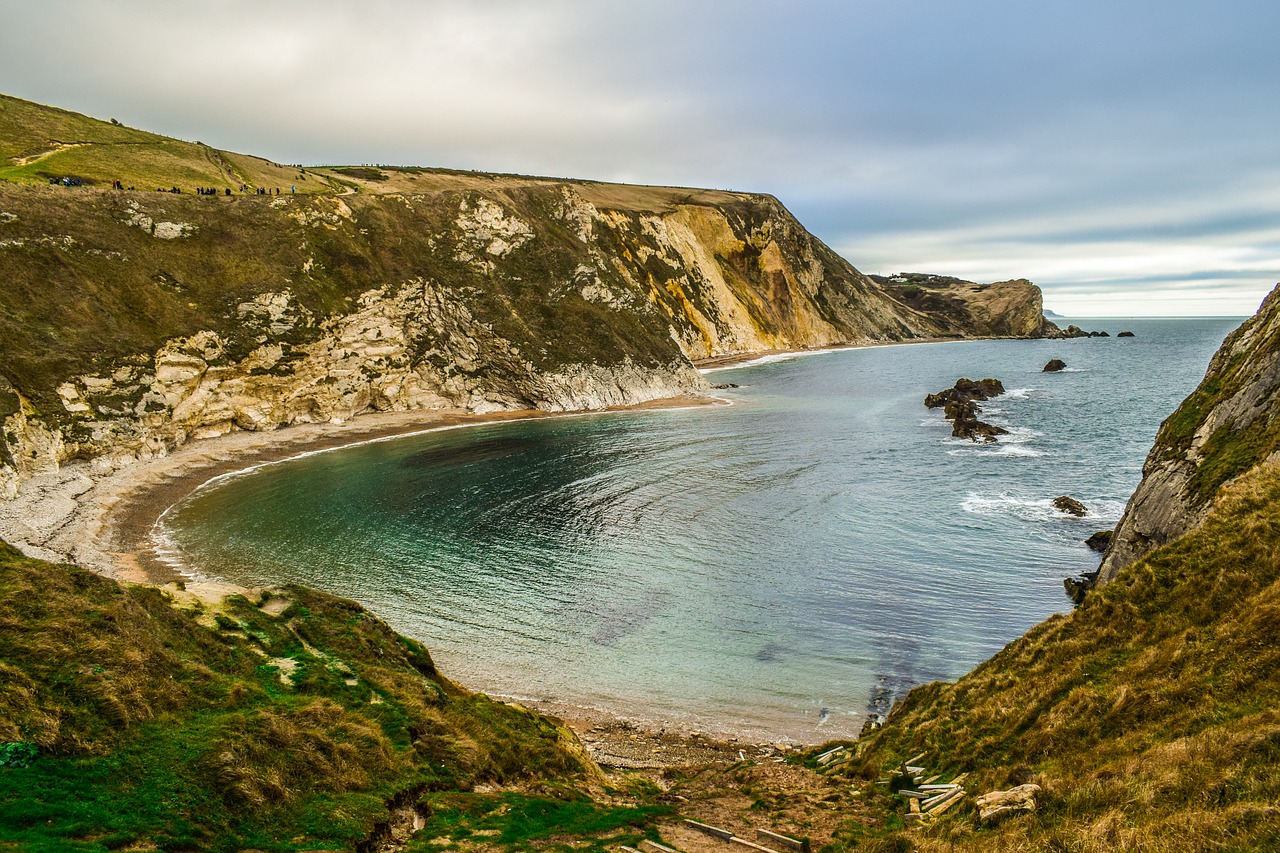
[0, 93, 335, 194]
[0, 540, 595, 850]
[408, 791, 672, 852]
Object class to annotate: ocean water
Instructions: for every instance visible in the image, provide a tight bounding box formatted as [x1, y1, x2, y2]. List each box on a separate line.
[157, 317, 1242, 742]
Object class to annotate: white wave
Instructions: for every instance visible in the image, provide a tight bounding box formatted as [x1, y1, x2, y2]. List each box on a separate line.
[961, 492, 1127, 521]
[1002, 387, 1035, 399]
[1059, 367, 1086, 373]
[947, 444, 1044, 458]
[700, 347, 850, 374]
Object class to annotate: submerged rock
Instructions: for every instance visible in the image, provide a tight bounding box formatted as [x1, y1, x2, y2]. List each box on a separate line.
[1085, 529, 1113, 552]
[1043, 358, 1066, 372]
[1053, 495, 1088, 517]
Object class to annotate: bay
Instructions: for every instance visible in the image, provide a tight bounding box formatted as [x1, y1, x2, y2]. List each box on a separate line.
[157, 317, 1242, 741]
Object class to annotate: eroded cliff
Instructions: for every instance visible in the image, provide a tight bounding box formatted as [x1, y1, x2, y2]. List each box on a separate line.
[0, 92, 1053, 499]
[1099, 283, 1280, 582]
[0, 180, 941, 497]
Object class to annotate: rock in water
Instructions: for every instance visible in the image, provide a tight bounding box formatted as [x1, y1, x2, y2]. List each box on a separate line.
[955, 377, 1005, 399]
[1053, 495, 1088, 517]
[925, 377, 1008, 441]
[1118, 330, 1135, 337]
[1064, 571, 1099, 604]
[1043, 358, 1066, 372]
[975, 783, 1041, 823]
[1084, 530, 1113, 552]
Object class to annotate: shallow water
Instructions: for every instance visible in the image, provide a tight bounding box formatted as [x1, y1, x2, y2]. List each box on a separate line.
[158, 317, 1242, 741]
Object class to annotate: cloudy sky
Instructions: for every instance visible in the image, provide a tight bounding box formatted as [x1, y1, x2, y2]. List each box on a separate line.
[4, 0, 1278, 315]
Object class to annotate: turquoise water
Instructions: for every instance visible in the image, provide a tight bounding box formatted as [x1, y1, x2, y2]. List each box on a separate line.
[158, 318, 1242, 741]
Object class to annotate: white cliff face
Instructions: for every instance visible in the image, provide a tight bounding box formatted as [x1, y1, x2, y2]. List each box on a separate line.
[0, 183, 944, 495]
[0, 274, 706, 487]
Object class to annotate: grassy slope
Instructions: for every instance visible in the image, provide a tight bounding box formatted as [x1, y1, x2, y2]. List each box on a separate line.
[831, 460, 1280, 851]
[0, 540, 664, 852]
[0, 94, 332, 193]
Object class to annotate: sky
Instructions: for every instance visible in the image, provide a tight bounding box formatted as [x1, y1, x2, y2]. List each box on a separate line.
[3, 0, 1278, 316]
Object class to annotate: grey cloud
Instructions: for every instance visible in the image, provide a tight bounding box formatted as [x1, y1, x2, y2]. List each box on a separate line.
[2, 0, 1278, 314]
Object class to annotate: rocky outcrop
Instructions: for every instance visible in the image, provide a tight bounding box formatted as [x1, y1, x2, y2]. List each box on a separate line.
[1053, 495, 1088, 517]
[926, 378, 1008, 442]
[875, 273, 1053, 338]
[1098, 284, 1280, 584]
[0, 177, 1011, 494]
[1043, 359, 1066, 372]
[1084, 529, 1112, 552]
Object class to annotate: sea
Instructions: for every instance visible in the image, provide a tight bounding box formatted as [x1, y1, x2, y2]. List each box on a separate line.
[155, 317, 1243, 742]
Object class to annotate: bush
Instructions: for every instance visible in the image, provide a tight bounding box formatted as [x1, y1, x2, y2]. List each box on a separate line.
[0, 742, 37, 768]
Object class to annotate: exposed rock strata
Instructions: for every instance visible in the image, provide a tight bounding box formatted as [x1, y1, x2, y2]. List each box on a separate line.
[0, 181, 1036, 497]
[1099, 283, 1280, 584]
[874, 273, 1052, 338]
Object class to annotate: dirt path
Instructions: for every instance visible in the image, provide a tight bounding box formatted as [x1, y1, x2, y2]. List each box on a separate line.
[10, 141, 89, 166]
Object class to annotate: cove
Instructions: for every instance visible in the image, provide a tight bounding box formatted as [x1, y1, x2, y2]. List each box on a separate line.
[157, 318, 1241, 742]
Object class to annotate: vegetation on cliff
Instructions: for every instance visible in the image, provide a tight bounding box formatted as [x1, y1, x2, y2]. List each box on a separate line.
[0, 92, 1055, 498]
[1101, 283, 1280, 581]
[831, 458, 1280, 851]
[0, 538, 680, 851]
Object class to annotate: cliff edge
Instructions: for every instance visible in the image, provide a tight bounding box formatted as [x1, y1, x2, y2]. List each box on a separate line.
[0, 93, 1049, 500]
[1099, 283, 1280, 582]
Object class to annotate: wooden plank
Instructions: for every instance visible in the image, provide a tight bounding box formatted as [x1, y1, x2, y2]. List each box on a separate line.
[928, 792, 966, 817]
[909, 798, 921, 815]
[815, 746, 845, 762]
[919, 784, 960, 791]
[905, 765, 925, 774]
[729, 837, 777, 853]
[923, 788, 964, 812]
[950, 773, 969, 786]
[639, 841, 680, 853]
[683, 819, 734, 841]
[896, 790, 928, 799]
[621, 848, 643, 853]
[906, 751, 928, 766]
[921, 774, 942, 785]
[756, 828, 811, 853]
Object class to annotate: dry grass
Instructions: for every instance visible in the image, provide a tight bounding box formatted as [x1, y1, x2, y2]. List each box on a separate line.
[840, 460, 1280, 851]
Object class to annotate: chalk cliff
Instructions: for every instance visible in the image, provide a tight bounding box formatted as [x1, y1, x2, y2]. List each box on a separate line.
[0, 93, 1050, 498]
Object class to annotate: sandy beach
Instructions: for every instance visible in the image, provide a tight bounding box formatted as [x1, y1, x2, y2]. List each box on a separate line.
[0, 395, 715, 597]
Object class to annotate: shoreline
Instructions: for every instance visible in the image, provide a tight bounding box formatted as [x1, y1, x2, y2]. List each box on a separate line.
[693, 334, 970, 372]
[0, 333, 1007, 748]
[0, 396, 716, 593]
